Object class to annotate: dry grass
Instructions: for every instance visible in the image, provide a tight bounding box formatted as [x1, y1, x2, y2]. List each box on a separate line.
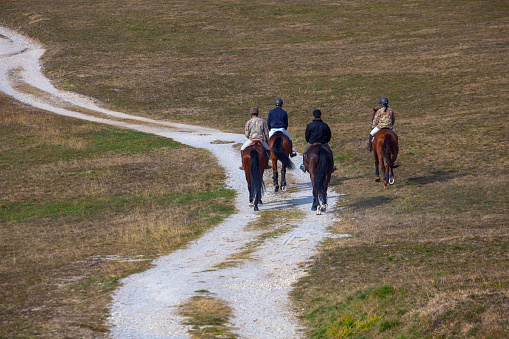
[0, 0, 508, 337]
[0, 94, 234, 337]
[179, 294, 237, 338]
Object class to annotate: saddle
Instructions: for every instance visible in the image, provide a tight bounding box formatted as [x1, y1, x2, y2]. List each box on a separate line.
[312, 142, 322, 146]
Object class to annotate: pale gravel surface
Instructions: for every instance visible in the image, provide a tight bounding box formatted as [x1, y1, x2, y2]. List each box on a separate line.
[0, 26, 350, 338]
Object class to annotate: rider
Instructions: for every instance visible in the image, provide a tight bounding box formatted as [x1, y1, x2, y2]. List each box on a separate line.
[367, 97, 396, 152]
[267, 98, 297, 157]
[300, 109, 336, 173]
[240, 106, 271, 170]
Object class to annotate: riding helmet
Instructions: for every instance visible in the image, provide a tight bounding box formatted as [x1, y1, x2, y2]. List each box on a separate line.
[380, 97, 389, 105]
[275, 98, 283, 106]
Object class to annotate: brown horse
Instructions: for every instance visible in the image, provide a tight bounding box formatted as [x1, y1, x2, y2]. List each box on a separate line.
[304, 144, 334, 215]
[242, 142, 269, 211]
[268, 132, 295, 192]
[373, 128, 400, 189]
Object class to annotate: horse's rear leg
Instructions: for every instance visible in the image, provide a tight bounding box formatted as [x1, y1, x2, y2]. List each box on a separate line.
[272, 168, 279, 192]
[383, 164, 390, 189]
[280, 166, 287, 192]
[374, 154, 380, 182]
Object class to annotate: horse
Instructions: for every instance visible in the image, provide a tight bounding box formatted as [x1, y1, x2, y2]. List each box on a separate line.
[304, 144, 334, 215]
[242, 142, 269, 211]
[268, 132, 295, 192]
[373, 128, 400, 189]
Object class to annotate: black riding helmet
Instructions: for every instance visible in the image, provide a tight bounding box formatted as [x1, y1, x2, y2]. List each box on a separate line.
[380, 97, 389, 105]
[275, 98, 283, 106]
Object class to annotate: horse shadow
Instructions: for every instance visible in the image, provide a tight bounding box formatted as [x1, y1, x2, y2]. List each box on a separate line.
[262, 181, 341, 211]
[329, 175, 363, 187]
[341, 195, 395, 212]
[406, 170, 465, 186]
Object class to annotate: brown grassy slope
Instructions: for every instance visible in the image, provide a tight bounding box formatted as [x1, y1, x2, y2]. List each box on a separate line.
[0, 94, 233, 337]
[0, 0, 508, 337]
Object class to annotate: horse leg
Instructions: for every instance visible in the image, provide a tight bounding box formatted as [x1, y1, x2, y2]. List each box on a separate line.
[280, 165, 287, 192]
[272, 167, 279, 192]
[374, 153, 380, 182]
[248, 182, 254, 206]
[383, 164, 390, 188]
[311, 196, 318, 211]
[389, 150, 396, 185]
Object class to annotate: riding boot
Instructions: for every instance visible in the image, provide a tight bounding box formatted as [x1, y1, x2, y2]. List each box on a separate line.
[290, 142, 297, 157]
[239, 150, 244, 170]
[300, 153, 306, 172]
[367, 134, 373, 152]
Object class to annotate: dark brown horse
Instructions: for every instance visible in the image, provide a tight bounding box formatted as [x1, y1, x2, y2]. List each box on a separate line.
[373, 128, 400, 189]
[268, 132, 295, 192]
[242, 142, 269, 211]
[304, 144, 334, 215]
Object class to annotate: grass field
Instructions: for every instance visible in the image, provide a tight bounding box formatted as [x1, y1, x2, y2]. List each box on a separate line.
[1, 0, 508, 337]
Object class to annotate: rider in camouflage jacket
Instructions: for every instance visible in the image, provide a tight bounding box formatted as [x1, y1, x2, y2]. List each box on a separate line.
[239, 107, 270, 170]
[367, 97, 396, 151]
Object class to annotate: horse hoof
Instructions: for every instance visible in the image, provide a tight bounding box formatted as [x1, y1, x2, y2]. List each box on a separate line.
[281, 185, 287, 192]
[275, 186, 279, 192]
[389, 177, 395, 185]
[316, 209, 322, 215]
[249, 202, 254, 207]
[320, 205, 327, 212]
[254, 206, 259, 211]
[375, 177, 380, 182]
[311, 205, 317, 211]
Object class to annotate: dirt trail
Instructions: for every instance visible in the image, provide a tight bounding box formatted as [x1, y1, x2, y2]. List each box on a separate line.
[0, 26, 349, 338]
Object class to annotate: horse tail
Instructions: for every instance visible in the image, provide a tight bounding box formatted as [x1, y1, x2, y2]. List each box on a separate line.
[314, 147, 329, 205]
[272, 135, 295, 170]
[383, 133, 400, 169]
[250, 149, 265, 204]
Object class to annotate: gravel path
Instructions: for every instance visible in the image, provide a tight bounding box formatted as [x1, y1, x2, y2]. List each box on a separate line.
[0, 26, 350, 338]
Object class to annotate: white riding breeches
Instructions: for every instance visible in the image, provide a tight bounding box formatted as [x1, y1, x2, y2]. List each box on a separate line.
[241, 139, 270, 151]
[370, 127, 395, 137]
[269, 128, 292, 140]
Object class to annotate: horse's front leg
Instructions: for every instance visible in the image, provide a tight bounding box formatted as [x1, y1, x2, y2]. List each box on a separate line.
[280, 165, 287, 192]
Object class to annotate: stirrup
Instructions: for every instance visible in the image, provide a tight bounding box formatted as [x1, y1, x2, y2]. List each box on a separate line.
[290, 151, 297, 157]
[300, 163, 306, 172]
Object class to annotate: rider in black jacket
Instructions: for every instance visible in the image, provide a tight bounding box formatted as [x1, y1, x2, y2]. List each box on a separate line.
[300, 109, 336, 172]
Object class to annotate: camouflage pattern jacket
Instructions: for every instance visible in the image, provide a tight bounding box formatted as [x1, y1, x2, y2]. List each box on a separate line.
[245, 116, 269, 142]
[372, 107, 395, 129]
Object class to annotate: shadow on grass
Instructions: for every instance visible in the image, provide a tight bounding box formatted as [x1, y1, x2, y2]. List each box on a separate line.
[329, 175, 364, 187]
[406, 170, 465, 185]
[341, 195, 396, 212]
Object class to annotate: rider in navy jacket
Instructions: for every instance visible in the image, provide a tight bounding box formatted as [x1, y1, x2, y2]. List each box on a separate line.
[267, 98, 296, 157]
[267, 106, 288, 130]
